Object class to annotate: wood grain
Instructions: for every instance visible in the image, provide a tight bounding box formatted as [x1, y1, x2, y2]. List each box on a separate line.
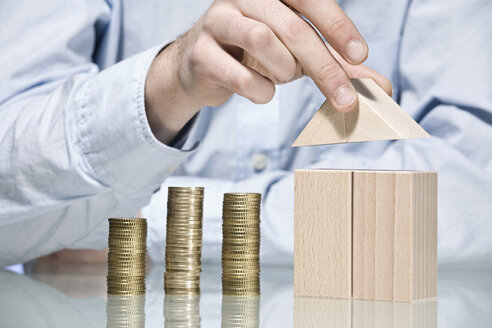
[292, 78, 429, 147]
[352, 170, 437, 302]
[295, 169, 437, 302]
[352, 172, 376, 300]
[294, 169, 352, 298]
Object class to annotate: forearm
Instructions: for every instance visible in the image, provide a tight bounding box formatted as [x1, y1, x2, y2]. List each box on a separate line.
[0, 46, 195, 221]
[0, 47, 199, 265]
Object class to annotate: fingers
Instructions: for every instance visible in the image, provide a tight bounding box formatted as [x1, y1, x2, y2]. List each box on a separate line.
[210, 14, 298, 83]
[190, 36, 276, 104]
[238, 0, 358, 112]
[286, 0, 368, 65]
[329, 47, 393, 96]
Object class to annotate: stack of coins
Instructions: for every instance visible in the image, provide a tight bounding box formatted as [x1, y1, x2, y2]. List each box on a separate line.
[164, 294, 201, 328]
[221, 295, 260, 328]
[222, 193, 261, 296]
[165, 187, 204, 295]
[106, 295, 146, 328]
[107, 218, 147, 296]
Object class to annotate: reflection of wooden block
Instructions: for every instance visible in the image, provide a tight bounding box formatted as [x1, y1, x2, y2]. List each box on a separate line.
[292, 78, 429, 147]
[352, 171, 438, 302]
[294, 297, 437, 328]
[294, 297, 351, 328]
[351, 300, 438, 328]
[294, 170, 352, 298]
[294, 169, 437, 302]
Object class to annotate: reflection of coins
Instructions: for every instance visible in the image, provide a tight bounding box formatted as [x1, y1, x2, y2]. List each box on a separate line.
[106, 294, 146, 328]
[163, 292, 202, 328]
[107, 218, 147, 296]
[165, 187, 204, 296]
[222, 193, 261, 296]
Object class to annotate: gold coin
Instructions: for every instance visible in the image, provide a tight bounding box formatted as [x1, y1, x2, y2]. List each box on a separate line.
[222, 269, 260, 274]
[222, 257, 259, 262]
[109, 221, 147, 227]
[222, 286, 260, 290]
[165, 290, 200, 295]
[223, 192, 261, 197]
[168, 186, 204, 191]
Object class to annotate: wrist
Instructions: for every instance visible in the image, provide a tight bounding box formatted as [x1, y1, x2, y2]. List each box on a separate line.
[145, 42, 201, 145]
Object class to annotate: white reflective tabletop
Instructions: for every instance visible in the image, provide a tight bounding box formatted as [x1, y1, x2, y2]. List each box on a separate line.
[0, 263, 491, 327]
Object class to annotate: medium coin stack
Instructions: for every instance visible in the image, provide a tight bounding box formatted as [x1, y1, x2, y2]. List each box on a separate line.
[221, 295, 260, 328]
[106, 295, 146, 328]
[222, 193, 261, 296]
[164, 294, 201, 328]
[107, 218, 147, 296]
[165, 187, 204, 295]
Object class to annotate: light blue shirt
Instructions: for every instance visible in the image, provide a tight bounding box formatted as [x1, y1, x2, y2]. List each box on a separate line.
[1, 0, 491, 266]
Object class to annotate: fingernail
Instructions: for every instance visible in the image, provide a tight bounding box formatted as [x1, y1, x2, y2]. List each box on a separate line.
[335, 86, 357, 108]
[346, 39, 367, 63]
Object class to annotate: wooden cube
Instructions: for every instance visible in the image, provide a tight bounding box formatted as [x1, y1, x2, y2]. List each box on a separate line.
[294, 169, 437, 302]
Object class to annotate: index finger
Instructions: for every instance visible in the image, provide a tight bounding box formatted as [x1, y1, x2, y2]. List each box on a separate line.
[285, 0, 369, 65]
[238, 0, 359, 112]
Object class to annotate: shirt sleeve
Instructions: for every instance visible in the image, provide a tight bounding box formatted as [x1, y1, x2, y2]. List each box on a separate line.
[144, 0, 492, 267]
[0, 1, 197, 265]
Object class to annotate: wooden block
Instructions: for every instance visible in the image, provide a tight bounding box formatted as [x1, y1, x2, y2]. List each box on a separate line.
[352, 170, 438, 302]
[352, 172, 377, 300]
[295, 169, 437, 302]
[291, 78, 429, 147]
[294, 170, 352, 298]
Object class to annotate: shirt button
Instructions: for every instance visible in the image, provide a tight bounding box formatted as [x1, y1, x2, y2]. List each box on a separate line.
[252, 153, 268, 172]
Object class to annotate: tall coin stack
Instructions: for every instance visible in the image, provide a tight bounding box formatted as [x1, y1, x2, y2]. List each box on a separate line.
[222, 193, 261, 296]
[165, 187, 204, 295]
[107, 218, 147, 296]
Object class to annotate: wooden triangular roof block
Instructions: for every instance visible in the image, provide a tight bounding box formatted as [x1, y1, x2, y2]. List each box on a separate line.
[292, 78, 429, 147]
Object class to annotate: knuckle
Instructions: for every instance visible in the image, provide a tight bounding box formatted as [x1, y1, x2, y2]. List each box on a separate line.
[284, 19, 309, 42]
[202, 12, 215, 30]
[326, 17, 350, 38]
[189, 38, 208, 69]
[290, 0, 312, 7]
[244, 24, 272, 50]
[189, 46, 203, 69]
[276, 63, 297, 82]
[230, 72, 252, 94]
[316, 62, 342, 84]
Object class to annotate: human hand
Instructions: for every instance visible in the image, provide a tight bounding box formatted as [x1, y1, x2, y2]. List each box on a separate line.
[145, 0, 392, 144]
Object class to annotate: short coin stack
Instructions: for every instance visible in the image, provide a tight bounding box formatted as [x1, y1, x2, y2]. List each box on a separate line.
[165, 187, 204, 295]
[107, 218, 147, 295]
[222, 193, 261, 296]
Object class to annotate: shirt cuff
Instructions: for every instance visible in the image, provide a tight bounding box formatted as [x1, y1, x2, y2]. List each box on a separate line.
[70, 45, 198, 193]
